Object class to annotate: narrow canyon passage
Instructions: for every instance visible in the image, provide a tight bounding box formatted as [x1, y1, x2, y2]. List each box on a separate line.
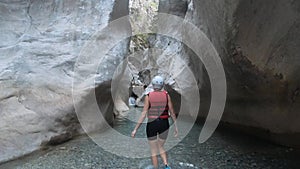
[1, 108, 299, 169]
[1, 0, 300, 167]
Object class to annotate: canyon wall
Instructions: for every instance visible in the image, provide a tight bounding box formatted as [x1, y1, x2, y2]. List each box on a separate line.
[0, 0, 130, 163]
[185, 0, 300, 146]
[1, 0, 299, 164]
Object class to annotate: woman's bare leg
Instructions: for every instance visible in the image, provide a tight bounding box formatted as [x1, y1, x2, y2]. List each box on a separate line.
[148, 139, 159, 168]
[158, 138, 168, 166]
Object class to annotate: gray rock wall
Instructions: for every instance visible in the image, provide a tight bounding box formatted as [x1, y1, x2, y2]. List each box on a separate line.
[159, 0, 188, 18]
[185, 0, 300, 146]
[0, 0, 130, 163]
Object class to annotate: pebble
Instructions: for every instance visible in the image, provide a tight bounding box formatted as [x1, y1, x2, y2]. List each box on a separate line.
[59, 147, 66, 150]
[251, 162, 257, 167]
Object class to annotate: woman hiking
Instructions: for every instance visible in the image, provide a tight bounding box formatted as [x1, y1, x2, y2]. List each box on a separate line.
[131, 75, 178, 169]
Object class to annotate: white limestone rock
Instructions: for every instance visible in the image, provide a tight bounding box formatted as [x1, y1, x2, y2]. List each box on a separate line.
[0, 0, 130, 163]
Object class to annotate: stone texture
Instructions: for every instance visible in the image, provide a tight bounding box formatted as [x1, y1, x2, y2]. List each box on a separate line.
[159, 0, 188, 18]
[185, 0, 300, 146]
[129, 0, 158, 35]
[0, 0, 130, 163]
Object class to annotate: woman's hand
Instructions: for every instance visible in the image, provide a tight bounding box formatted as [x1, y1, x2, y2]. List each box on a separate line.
[174, 127, 178, 137]
[131, 129, 137, 138]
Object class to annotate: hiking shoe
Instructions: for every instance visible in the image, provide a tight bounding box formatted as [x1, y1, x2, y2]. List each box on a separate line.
[165, 165, 171, 169]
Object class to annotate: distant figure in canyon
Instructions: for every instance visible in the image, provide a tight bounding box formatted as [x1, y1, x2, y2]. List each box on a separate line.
[131, 75, 178, 169]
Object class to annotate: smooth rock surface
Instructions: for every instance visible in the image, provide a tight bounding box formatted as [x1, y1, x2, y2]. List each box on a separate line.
[0, 0, 130, 163]
[185, 0, 300, 146]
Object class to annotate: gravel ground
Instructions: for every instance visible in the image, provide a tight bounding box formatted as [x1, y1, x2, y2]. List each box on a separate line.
[1, 109, 300, 169]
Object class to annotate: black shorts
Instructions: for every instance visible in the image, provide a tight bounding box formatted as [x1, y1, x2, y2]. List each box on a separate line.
[146, 118, 169, 140]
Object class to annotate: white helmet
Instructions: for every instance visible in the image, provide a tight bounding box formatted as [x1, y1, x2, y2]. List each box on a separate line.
[152, 75, 164, 90]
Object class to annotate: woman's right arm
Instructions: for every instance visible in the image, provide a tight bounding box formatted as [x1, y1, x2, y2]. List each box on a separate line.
[131, 95, 149, 138]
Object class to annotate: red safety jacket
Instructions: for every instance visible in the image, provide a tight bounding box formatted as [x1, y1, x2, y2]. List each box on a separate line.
[147, 91, 169, 119]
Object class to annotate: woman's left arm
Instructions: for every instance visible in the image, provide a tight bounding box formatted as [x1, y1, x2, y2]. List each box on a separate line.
[168, 95, 178, 137]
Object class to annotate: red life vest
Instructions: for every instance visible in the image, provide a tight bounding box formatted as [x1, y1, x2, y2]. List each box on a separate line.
[148, 91, 169, 119]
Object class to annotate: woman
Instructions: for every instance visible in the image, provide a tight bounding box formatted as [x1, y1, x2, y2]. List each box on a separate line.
[131, 75, 178, 169]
